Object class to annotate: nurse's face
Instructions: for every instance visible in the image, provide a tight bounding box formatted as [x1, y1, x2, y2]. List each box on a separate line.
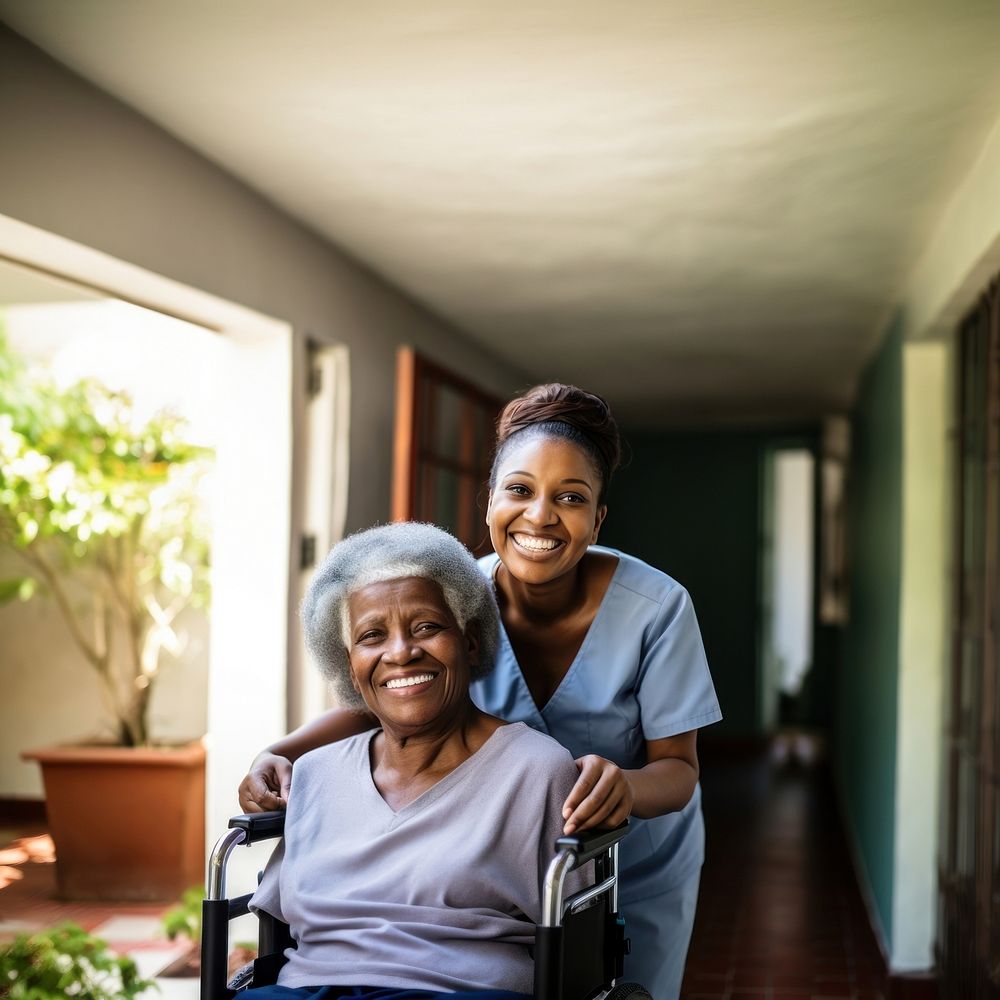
[487, 434, 607, 586]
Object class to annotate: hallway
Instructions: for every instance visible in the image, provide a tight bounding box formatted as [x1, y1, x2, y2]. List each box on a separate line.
[682, 737, 887, 1000]
[2, 5, 1000, 993]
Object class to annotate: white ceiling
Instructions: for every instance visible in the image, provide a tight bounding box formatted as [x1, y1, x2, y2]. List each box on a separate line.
[3, 1, 1000, 426]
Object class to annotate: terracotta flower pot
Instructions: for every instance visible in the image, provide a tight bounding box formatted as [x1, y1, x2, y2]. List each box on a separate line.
[22, 741, 206, 901]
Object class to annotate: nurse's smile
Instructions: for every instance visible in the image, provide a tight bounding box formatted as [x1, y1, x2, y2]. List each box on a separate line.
[511, 533, 563, 554]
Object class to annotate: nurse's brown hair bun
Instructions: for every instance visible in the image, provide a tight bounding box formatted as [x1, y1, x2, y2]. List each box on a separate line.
[492, 383, 622, 501]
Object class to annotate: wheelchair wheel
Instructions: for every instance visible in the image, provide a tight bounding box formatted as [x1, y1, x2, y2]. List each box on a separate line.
[226, 961, 255, 991]
[604, 984, 653, 1000]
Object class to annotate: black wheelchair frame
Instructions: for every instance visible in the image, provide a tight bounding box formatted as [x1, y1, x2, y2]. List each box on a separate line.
[200, 811, 652, 1000]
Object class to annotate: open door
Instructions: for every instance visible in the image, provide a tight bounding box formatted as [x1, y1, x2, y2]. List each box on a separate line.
[391, 347, 504, 556]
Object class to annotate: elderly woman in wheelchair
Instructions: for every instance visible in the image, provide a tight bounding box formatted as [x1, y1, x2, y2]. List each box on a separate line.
[205, 522, 645, 1000]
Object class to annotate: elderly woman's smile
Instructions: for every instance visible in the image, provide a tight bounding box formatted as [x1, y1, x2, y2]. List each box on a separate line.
[346, 576, 479, 730]
[382, 673, 436, 691]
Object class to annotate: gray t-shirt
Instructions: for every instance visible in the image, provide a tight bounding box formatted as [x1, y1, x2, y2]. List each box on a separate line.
[250, 721, 584, 994]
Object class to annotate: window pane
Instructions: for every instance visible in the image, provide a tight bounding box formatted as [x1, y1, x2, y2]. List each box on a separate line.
[414, 459, 435, 523]
[418, 371, 435, 453]
[957, 754, 977, 879]
[432, 465, 460, 535]
[960, 638, 981, 746]
[433, 383, 465, 462]
[476, 402, 496, 475]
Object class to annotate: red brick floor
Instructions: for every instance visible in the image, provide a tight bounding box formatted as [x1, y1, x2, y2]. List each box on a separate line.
[683, 736, 887, 1000]
[3, 736, 887, 1000]
[0, 820, 170, 942]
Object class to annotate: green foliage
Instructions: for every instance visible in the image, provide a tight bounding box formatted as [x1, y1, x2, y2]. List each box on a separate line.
[161, 886, 203, 944]
[0, 329, 213, 746]
[0, 922, 157, 999]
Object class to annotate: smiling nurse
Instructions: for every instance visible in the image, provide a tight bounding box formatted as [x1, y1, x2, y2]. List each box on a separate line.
[239, 384, 723, 999]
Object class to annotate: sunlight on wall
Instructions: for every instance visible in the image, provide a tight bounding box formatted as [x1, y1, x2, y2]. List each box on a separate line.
[4, 299, 221, 444]
[892, 339, 949, 971]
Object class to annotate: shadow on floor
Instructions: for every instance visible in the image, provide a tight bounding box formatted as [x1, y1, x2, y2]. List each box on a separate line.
[0, 819, 196, 997]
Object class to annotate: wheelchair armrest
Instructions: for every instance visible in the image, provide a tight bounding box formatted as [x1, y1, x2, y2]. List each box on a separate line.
[555, 820, 628, 867]
[229, 811, 286, 844]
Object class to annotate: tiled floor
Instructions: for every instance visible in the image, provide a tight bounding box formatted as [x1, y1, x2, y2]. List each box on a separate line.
[2, 733, 885, 1000]
[0, 820, 197, 998]
[683, 734, 887, 1000]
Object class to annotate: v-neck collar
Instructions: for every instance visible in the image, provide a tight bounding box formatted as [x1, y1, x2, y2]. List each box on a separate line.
[491, 548, 624, 720]
[360, 724, 517, 826]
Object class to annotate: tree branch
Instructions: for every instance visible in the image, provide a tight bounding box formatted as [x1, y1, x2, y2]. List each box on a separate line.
[14, 545, 104, 671]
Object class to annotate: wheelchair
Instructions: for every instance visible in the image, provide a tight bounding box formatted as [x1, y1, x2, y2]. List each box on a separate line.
[200, 811, 653, 1000]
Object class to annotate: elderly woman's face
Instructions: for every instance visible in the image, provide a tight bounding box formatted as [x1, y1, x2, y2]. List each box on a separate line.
[346, 576, 479, 734]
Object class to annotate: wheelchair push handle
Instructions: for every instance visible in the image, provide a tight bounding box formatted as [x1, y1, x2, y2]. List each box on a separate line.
[228, 810, 286, 844]
[206, 812, 286, 903]
[555, 821, 629, 867]
[542, 820, 628, 928]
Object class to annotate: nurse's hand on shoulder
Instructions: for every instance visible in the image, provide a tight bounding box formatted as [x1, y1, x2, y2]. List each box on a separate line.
[238, 752, 293, 813]
[562, 755, 634, 834]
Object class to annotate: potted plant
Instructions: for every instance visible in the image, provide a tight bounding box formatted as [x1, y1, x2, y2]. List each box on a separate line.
[159, 885, 204, 977]
[0, 333, 213, 900]
[0, 922, 156, 999]
[157, 884, 258, 979]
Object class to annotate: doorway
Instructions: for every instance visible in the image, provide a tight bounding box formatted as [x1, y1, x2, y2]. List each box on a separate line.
[759, 445, 816, 735]
[0, 213, 295, 872]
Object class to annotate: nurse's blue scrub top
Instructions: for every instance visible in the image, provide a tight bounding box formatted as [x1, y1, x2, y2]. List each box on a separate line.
[471, 546, 723, 901]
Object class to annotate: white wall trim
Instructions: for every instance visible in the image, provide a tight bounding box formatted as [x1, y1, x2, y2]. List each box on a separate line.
[891, 340, 948, 971]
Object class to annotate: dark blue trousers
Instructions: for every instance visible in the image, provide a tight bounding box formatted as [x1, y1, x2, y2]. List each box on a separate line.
[245, 987, 531, 1000]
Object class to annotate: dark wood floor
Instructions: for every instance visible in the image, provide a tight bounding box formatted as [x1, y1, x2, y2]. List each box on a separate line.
[682, 734, 887, 1000]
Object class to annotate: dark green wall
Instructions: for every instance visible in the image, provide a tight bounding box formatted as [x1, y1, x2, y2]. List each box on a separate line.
[605, 356, 903, 942]
[835, 319, 903, 946]
[602, 430, 767, 739]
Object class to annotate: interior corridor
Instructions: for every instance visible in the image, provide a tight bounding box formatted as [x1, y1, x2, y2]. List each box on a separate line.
[681, 736, 886, 1000]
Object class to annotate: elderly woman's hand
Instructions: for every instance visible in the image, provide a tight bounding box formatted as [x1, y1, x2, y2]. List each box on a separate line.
[561, 755, 634, 834]
[238, 752, 293, 813]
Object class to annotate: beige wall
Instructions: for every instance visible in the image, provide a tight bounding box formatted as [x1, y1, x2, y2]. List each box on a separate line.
[1, 555, 210, 798]
[0, 25, 525, 534]
[0, 25, 524, 799]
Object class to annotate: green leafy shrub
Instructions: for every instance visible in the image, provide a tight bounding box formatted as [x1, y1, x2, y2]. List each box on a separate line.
[0, 332, 212, 746]
[161, 886, 203, 945]
[0, 922, 156, 999]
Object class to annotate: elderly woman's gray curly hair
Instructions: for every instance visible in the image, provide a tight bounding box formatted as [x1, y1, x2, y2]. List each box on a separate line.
[301, 522, 499, 709]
